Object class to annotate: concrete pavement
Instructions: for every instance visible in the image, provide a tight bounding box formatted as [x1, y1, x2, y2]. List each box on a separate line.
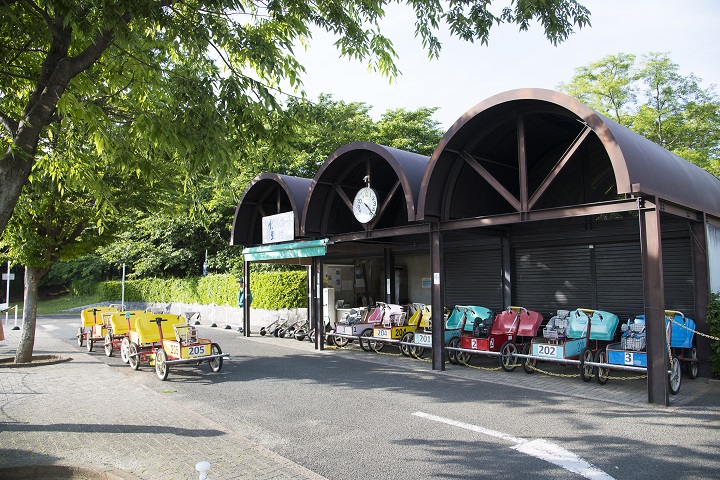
[1, 314, 719, 479]
[0, 324, 327, 480]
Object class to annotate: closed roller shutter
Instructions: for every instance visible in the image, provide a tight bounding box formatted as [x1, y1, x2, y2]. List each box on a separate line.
[445, 248, 503, 311]
[512, 244, 592, 317]
[663, 236, 694, 317]
[595, 242, 644, 320]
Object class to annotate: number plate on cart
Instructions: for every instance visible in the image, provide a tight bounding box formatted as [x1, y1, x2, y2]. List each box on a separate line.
[608, 349, 647, 367]
[169, 343, 209, 358]
[533, 344, 564, 359]
[374, 328, 390, 338]
[414, 333, 431, 346]
[336, 325, 353, 335]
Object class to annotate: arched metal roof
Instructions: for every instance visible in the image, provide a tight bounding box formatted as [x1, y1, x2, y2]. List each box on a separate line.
[301, 142, 429, 236]
[231, 173, 312, 246]
[418, 88, 720, 221]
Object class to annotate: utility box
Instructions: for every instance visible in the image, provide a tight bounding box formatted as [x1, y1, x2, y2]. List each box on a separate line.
[323, 288, 335, 326]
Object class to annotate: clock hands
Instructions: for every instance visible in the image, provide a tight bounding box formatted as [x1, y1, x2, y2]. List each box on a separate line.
[363, 202, 373, 214]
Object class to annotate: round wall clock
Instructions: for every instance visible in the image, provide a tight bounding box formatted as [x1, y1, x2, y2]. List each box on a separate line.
[353, 186, 378, 223]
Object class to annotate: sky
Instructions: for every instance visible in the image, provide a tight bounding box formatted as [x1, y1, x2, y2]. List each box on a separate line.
[290, 0, 720, 129]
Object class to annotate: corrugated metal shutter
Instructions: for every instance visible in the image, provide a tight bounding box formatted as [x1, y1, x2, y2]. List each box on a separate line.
[512, 244, 592, 317]
[445, 248, 503, 311]
[663, 236, 694, 317]
[595, 242, 644, 320]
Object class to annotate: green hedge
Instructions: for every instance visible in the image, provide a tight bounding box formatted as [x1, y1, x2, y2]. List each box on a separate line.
[707, 293, 720, 377]
[85, 271, 307, 309]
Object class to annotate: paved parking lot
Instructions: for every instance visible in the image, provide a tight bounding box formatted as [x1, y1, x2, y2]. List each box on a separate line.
[1, 315, 718, 479]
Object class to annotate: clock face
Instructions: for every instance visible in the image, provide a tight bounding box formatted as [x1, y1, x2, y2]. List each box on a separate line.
[353, 187, 378, 223]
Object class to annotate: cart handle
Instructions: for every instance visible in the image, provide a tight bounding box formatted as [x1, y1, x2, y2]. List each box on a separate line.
[577, 308, 603, 320]
[664, 310, 685, 319]
[507, 306, 528, 315]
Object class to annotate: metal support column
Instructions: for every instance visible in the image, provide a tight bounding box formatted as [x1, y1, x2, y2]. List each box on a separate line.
[639, 199, 668, 405]
[243, 261, 251, 337]
[313, 257, 324, 350]
[384, 248, 395, 303]
[430, 225, 445, 371]
[691, 218, 710, 377]
[501, 237, 511, 308]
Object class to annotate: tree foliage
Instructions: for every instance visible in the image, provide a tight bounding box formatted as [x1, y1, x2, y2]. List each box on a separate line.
[1, 0, 591, 238]
[558, 52, 720, 175]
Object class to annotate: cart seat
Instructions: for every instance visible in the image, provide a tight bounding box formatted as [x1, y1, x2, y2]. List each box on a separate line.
[366, 305, 384, 323]
[108, 310, 144, 336]
[419, 306, 432, 329]
[459, 306, 493, 333]
[491, 310, 520, 335]
[634, 313, 696, 349]
[567, 309, 619, 341]
[80, 306, 119, 328]
[445, 307, 466, 330]
[385, 303, 407, 326]
[516, 309, 544, 337]
[134, 314, 184, 344]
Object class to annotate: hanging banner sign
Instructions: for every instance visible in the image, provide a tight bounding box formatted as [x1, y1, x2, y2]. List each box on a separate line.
[262, 211, 295, 244]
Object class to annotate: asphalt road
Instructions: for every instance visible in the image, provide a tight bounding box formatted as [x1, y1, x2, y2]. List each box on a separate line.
[38, 315, 720, 480]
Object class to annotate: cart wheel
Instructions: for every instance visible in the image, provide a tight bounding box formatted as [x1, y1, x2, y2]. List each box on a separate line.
[295, 329, 306, 341]
[412, 345, 426, 359]
[688, 347, 699, 380]
[668, 356, 682, 395]
[77, 327, 85, 347]
[334, 334, 349, 348]
[400, 332, 413, 357]
[447, 337, 460, 365]
[260, 327, 267, 336]
[155, 348, 169, 381]
[87, 338, 94, 353]
[522, 343, 536, 374]
[309, 329, 317, 344]
[120, 338, 130, 364]
[104, 334, 114, 357]
[579, 347, 594, 382]
[359, 329, 373, 352]
[209, 343, 223, 373]
[499, 341, 519, 372]
[594, 349, 609, 384]
[370, 337, 384, 353]
[457, 350, 471, 366]
[276, 328, 284, 338]
[128, 342, 140, 371]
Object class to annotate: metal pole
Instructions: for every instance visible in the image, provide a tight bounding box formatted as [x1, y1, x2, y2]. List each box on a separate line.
[430, 224, 445, 371]
[639, 198, 669, 405]
[121, 263, 126, 310]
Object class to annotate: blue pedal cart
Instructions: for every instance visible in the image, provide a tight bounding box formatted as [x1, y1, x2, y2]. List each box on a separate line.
[590, 310, 693, 394]
[521, 308, 619, 378]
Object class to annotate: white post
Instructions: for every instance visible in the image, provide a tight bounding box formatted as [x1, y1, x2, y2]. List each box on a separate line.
[4, 261, 10, 326]
[224, 303, 231, 329]
[195, 460, 211, 480]
[121, 263, 126, 310]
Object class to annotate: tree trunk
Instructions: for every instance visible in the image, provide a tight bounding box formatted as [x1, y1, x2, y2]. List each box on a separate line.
[14, 266, 49, 363]
[0, 149, 34, 238]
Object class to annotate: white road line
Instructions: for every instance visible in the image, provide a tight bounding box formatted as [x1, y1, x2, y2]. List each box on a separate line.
[412, 411, 615, 480]
[40, 325, 59, 331]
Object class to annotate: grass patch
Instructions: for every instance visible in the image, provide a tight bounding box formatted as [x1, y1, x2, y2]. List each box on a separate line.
[35, 294, 102, 315]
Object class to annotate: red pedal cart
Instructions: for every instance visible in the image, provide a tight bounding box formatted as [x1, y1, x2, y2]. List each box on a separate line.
[448, 306, 544, 371]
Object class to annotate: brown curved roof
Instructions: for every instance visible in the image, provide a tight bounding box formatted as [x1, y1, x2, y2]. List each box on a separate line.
[230, 173, 312, 246]
[418, 88, 720, 220]
[301, 142, 429, 236]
